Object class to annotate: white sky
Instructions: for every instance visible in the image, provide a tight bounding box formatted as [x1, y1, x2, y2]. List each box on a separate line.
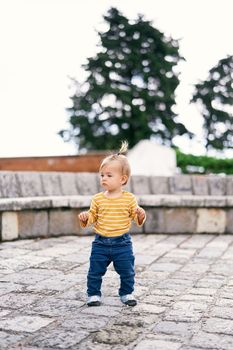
[0, 0, 232, 157]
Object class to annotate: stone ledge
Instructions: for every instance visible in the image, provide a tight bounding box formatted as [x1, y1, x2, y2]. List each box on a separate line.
[138, 195, 230, 207]
[1, 195, 233, 242]
[0, 196, 92, 211]
[1, 194, 231, 211]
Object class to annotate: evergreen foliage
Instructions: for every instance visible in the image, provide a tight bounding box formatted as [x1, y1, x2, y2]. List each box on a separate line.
[191, 55, 233, 150]
[59, 7, 191, 151]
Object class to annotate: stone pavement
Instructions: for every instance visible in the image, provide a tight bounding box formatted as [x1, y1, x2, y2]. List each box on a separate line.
[1, 234, 233, 349]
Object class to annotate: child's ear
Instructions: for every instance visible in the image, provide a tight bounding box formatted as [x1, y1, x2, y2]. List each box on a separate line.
[121, 175, 128, 185]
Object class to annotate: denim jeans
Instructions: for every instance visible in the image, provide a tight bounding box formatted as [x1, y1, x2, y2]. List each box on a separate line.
[87, 233, 135, 297]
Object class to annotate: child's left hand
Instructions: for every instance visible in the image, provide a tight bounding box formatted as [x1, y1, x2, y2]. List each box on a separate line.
[135, 206, 146, 225]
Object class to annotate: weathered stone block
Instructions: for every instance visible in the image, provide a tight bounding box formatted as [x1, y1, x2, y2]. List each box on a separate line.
[20, 197, 52, 209]
[134, 339, 181, 350]
[69, 195, 92, 209]
[0, 315, 54, 333]
[2, 197, 51, 211]
[0, 172, 20, 198]
[16, 172, 44, 197]
[204, 196, 226, 207]
[131, 176, 151, 195]
[192, 175, 209, 195]
[137, 194, 164, 207]
[18, 210, 48, 238]
[226, 197, 233, 207]
[197, 208, 226, 233]
[226, 209, 233, 233]
[41, 173, 62, 196]
[1, 212, 19, 241]
[203, 317, 233, 335]
[180, 195, 205, 207]
[0, 198, 20, 211]
[161, 195, 182, 207]
[28, 329, 88, 348]
[150, 176, 169, 194]
[75, 173, 99, 195]
[49, 209, 80, 235]
[164, 208, 196, 233]
[226, 176, 233, 195]
[169, 175, 192, 194]
[190, 331, 233, 350]
[59, 173, 78, 195]
[154, 320, 199, 337]
[0, 331, 24, 348]
[144, 208, 165, 233]
[51, 196, 70, 208]
[208, 176, 226, 195]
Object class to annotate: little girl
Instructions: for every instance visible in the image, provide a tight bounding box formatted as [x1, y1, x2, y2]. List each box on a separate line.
[78, 141, 146, 307]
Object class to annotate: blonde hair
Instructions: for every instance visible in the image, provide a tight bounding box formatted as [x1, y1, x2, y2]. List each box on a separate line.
[100, 141, 131, 184]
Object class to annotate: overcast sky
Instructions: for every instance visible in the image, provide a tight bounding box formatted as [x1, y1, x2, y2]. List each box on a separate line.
[0, 0, 232, 157]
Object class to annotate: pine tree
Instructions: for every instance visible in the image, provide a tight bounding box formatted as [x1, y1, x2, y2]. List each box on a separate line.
[192, 55, 233, 150]
[59, 7, 191, 151]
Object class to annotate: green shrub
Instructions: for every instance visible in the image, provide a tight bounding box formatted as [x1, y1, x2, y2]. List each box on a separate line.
[176, 149, 233, 174]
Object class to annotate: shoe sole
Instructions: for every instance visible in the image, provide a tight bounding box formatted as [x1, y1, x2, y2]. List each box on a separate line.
[124, 300, 137, 307]
[87, 301, 101, 307]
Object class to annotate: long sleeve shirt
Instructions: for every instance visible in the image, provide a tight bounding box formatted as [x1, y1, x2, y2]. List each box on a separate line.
[80, 191, 146, 237]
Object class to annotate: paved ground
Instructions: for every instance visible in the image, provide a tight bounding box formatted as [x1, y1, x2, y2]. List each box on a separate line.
[1, 234, 233, 349]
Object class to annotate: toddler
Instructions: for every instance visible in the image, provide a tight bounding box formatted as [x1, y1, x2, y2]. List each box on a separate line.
[78, 141, 146, 307]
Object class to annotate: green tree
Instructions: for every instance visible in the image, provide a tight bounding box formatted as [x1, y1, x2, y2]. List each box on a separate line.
[59, 7, 191, 151]
[191, 55, 233, 150]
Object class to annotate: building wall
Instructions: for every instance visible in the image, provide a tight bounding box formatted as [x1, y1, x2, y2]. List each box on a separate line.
[0, 154, 107, 172]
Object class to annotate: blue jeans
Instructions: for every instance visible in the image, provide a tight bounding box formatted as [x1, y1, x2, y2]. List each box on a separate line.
[87, 233, 135, 297]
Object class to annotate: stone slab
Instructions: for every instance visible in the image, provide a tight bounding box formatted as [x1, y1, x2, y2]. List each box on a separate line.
[134, 339, 182, 350]
[197, 208, 226, 233]
[48, 209, 80, 235]
[131, 176, 151, 195]
[0, 197, 51, 211]
[208, 176, 226, 195]
[0, 172, 20, 198]
[150, 176, 170, 194]
[226, 209, 233, 234]
[192, 175, 209, 195]
[1, 212, 18, 241]
[0, 331, 25, 349]
[18, 210, 48, 238]
[75, 173, 99, 195]
[16, 172, 44, 197]
[0, 315, 54, 333]
[226, 176, 233, 195]
[169, 175, 192, 194]
[143, 208, 165, 233]
[163, 208, 196, 234]
[59, 172, 78, 195]
[40, 172, 62, 196]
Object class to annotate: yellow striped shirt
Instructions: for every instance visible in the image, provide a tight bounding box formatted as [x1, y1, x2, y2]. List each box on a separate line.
[80, 191, 145, 237]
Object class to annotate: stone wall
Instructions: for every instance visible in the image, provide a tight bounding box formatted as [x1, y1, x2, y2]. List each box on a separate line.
[0, 171, 232, 197]
[0, 171, 233, 242]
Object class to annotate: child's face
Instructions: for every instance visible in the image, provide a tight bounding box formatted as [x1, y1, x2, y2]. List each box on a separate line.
[100, 161, 127, 192]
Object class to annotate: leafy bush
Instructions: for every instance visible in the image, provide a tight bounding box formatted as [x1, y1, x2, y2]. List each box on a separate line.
[176, 149, 233, 174]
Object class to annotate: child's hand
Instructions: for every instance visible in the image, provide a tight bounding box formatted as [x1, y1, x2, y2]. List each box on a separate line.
[78, 211, 89, 224]
[135, 207, 146, 225]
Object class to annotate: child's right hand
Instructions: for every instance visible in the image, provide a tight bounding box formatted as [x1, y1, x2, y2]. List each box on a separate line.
[78, 211, 89, 223]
